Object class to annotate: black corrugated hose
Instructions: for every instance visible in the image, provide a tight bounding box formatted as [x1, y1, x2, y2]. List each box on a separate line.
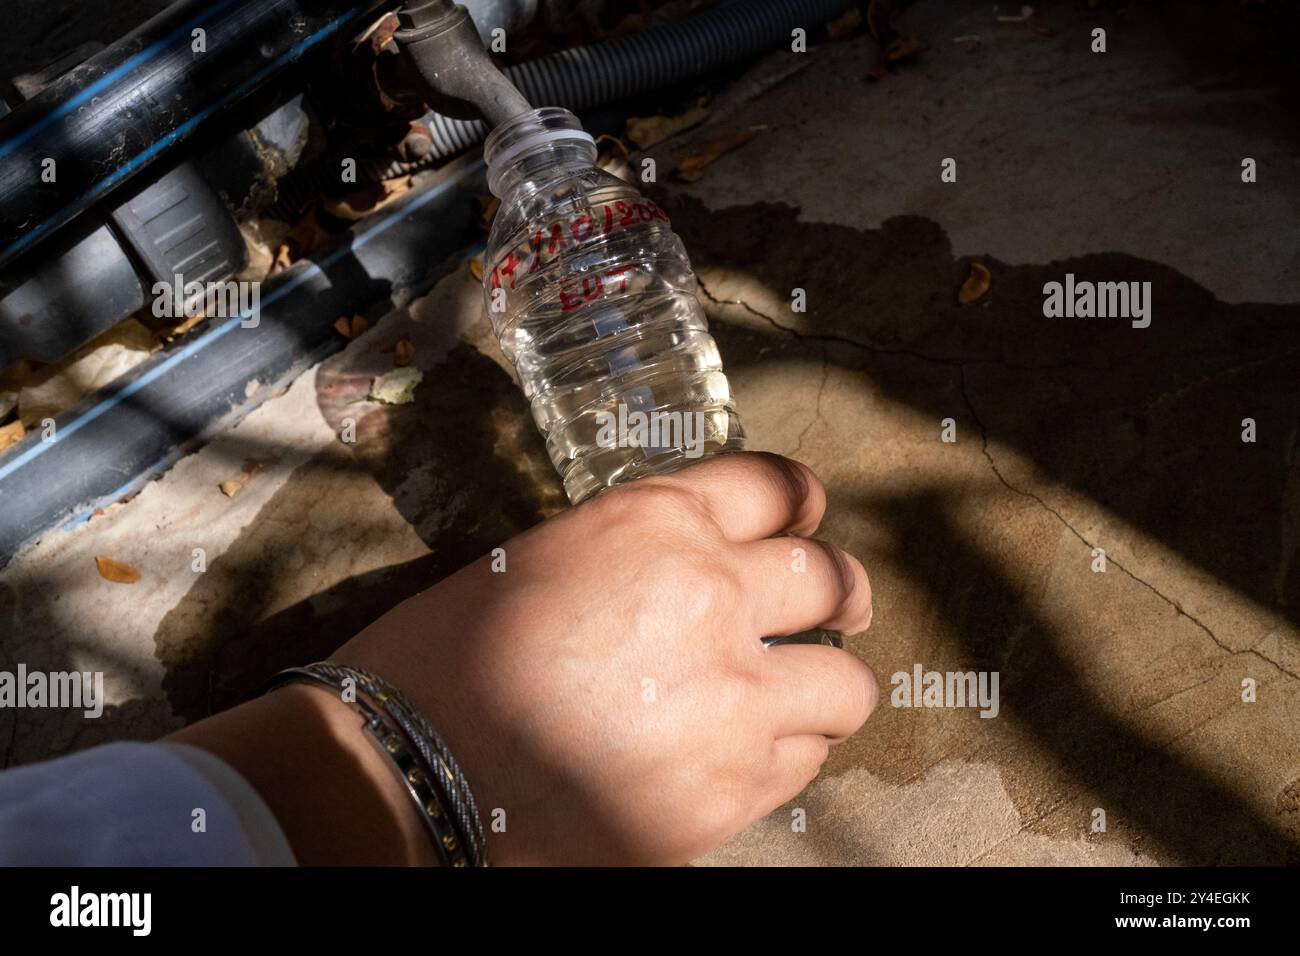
[423, 0, 858, 158]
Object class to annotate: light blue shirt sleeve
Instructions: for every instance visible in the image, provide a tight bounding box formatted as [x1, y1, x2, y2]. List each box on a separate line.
[0, 741, 296, 866]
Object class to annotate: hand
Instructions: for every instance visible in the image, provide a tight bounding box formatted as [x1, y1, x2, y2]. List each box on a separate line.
[333, 451, 876, 865]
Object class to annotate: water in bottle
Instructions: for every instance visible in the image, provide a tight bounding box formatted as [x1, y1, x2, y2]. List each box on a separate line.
[481, 107, 744, 504]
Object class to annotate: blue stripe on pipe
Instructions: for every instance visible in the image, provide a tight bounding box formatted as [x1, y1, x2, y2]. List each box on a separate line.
[0, 0, 241, 160]
[0, 159, 487, 485]
[0, 4, 366, 264]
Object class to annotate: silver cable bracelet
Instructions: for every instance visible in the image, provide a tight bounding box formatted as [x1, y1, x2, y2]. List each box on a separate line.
[266, 662, 488, 867]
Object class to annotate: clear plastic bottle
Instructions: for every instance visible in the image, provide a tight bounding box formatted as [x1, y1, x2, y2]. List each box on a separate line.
[482, 107, 744, 504]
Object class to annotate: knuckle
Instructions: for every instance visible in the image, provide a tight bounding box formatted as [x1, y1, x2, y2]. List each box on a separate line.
[666, 554, 743, 624]
[806, 538, 856, 603]
[754, 452, 811, 506]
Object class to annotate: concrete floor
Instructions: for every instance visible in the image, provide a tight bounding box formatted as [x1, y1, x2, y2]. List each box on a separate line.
[3, 0, 1300, 865]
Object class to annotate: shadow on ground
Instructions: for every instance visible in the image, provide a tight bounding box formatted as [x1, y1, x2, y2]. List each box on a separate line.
[137, 200, 1300, 861]
[671, 199, 1300, 635]
[3, 196, 1291, 862]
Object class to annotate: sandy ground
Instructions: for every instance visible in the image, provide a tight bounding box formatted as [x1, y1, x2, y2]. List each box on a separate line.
[2, 0, 1299, 864]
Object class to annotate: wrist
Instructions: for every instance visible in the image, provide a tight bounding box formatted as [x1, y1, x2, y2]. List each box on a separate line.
[170, 682, 438, 866]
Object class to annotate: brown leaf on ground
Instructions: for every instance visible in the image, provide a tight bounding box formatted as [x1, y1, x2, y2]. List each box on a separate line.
[218, 478, 246, 497]
[672, 127, 767, 183]
[469, 257, 484, 281]
[218, 456, 277, 498]
[393, 337, 416, 367]
[95, 555, 141, 584]
[885, 34, 928, 63]
[0, 419, 24, 452]
[271, 210, 327, 275]
[322, 175, 414, 222]
[958, 261, 992, 304]
[627, 99, 711, 150]
[1025, 14, 1056, 37]
[334, 315, 369, 339]
[825, 6, 864, 41]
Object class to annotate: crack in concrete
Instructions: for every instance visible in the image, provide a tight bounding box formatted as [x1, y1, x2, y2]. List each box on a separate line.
[697, 275, 1117, 373]
[957, 363, 1300, 684]
[696, 275, 1300, 683]
[698, 274, 966, 367]
[1136, 668, 1225, 715]
[792, 346, 829, 458]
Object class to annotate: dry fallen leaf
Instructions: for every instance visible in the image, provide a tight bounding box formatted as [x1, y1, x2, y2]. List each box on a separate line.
[825, 6, 863, 41]
[626, 99, 711, 150]
[959, 262, 992, 304]
[218, 478, 247, 497]
[1025, 14, 1056, 36]
[334, 315, 369, 339]
[270, 211, 327, 275]
[672, 127, 767, 183]
[95, 555, 140, 584]
[885, 34, 928, 63]
[393, 337, 416, 367]
[469, 257, 484, 281]
[0, 419, 24, 452]
[218, 457, 276, 497]
[322, 175, 413, 222]
[369, 366, 423, 405]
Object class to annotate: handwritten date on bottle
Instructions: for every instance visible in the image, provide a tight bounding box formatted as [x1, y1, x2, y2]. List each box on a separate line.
[490, 200, 671, 312]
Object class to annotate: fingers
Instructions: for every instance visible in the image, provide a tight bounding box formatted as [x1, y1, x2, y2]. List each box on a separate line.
[640, 451, 826, 542]
[740, 536, 873, 636]
[755, 735, 831, 815]
[761, 642, 878, 739]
